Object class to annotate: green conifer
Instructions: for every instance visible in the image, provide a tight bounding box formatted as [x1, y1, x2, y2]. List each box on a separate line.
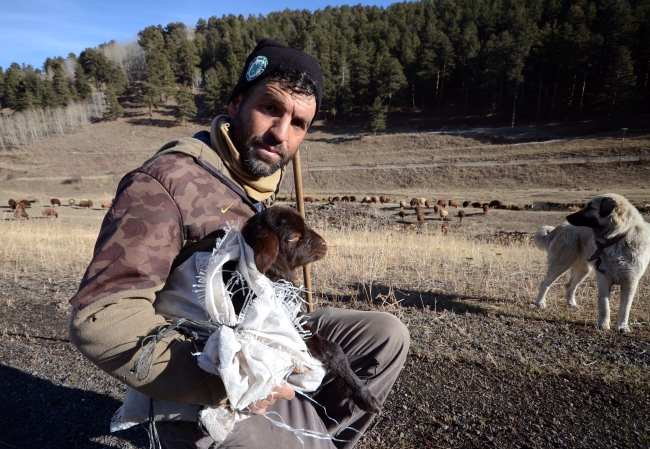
[370, 95, 387, 136]
[174, 84, 196, 126]
[104, 84, 124, 119]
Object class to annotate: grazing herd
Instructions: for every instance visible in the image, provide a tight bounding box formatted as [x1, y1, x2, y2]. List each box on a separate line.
[5, 197, 111, 220]
[295, 194, 533, 235]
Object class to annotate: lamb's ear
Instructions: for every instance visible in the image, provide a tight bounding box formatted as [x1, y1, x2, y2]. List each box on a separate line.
[599, 197, 618, 218]
[242, 225, 279, 274]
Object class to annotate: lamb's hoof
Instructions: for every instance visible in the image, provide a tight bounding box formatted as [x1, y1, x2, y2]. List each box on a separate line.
[617, 326, 631, 334]
[596, 323, 610, 331]
[567, 303, 580, 309]
[533, 302, 546, 309]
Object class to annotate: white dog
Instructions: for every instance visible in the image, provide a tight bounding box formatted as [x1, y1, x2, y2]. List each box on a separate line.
[534, 193, 650, 332]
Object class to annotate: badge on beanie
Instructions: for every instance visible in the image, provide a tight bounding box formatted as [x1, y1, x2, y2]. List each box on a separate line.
[246, 56, 268, 82]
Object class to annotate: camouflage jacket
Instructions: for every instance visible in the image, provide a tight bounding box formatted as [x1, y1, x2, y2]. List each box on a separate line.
[68, 134, 264, 406]
[71, 133, 260, 310]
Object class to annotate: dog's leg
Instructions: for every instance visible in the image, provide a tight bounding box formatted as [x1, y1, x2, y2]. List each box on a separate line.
[616, 280, 638, 333]
[536, 259, 574, 308]
[564, 263, 591, 308]
[596, 273, 613, 330]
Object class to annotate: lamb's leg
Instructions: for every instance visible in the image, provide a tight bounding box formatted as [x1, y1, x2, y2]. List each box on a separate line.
[305, 333, 381, 413]
[565, 263, 592, 308]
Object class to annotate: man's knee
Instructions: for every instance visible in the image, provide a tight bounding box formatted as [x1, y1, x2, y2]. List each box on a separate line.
[371, 312, 410, 360]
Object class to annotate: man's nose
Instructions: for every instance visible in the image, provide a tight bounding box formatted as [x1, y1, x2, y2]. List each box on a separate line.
[269, 115, 291, 143]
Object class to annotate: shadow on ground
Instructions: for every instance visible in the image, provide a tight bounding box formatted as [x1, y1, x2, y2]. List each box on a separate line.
[0, 365, 148, 449]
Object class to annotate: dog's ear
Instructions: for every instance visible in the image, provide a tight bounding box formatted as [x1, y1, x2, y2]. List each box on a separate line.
[242, 224, 279, 274]
[599, 197, 618, 218]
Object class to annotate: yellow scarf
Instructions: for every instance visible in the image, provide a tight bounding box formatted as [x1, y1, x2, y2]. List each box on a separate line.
[210, 115, 282, 202]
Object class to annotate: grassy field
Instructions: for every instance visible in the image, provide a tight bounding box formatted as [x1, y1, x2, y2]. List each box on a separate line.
[1, 107, 650, 448]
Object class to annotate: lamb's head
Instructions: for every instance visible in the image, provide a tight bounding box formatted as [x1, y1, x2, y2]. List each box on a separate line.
[241, 206, 328, 284]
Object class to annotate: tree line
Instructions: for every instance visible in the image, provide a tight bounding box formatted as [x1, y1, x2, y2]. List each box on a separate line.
[1, 0, 649, 127]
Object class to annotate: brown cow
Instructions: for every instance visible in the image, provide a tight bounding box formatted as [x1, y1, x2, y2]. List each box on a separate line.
[101, 202, 112, 209]
[410, 198, 419, 207]
[458, 210, 466, 224]
[349, 196, 357, 202]
[79, 199, 93, 208]
[50, 198, 61, 207]
[42, 208, 58, 218]
[433, 204, 441, 213]
[497, 204, 510, 210]
[424, 199, 432, 208]
[304, 196, 314, 203]
[489, 200, 503, 208]
[437, 199, 447, 207]
[510, 205, 523, 211]
[398, 210, 406, 221]
[415, 204, 422, 213]
[482, 204, 489, 215]
[449, 200, 458, 208]
[379, 195, 388, 204]
[463, 201, 470, 208]
[471, 202, 482, 208]
[8, 199, 16, 209]
[417, 212, 425, 223]
[441, 221, 451, 235]
[341, 196, 350, 202]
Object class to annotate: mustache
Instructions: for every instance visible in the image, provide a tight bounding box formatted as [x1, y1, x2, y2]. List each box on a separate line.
[251, 134, 283, 151]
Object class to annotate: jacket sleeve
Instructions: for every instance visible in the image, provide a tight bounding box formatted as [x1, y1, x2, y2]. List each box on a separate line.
[69, 171, 228, 406]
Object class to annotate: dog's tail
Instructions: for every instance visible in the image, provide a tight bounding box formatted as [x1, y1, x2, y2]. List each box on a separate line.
[533, 225, 556, 251]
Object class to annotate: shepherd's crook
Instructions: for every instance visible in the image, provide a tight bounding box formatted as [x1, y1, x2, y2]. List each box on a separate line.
[292, 150, 314, 312]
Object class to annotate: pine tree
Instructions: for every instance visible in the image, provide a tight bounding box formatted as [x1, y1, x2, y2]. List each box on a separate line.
[74, 63, 92, 100]
[370, 95, 387, 136]
[4, 63, 22, 110]
[203, 67, 224, 113]
[0, 67, 5, 109]
[141, 81, 160, 117]
[104, 84, 124, 119]
[52, 62, 72, 106]
[175, 84, 197, 126]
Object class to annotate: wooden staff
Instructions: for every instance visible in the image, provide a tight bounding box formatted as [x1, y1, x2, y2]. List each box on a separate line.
[292, 150, 314, 312]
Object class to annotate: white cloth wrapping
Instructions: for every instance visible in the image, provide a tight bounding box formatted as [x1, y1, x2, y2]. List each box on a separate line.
[110, 226, 326, 444]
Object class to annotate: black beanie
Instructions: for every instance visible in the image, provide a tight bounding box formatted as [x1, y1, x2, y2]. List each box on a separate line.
[229, 38, 324, 118]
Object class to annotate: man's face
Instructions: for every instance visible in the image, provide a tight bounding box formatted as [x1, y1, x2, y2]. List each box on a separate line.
[228, 79, 316, 177]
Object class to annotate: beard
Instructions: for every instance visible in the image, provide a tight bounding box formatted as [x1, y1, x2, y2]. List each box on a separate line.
[230, 113, 291, 177]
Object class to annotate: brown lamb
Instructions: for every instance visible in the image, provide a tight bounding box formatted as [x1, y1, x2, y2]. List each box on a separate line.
[239, 207, 381, 413]
[13, 209, 28, 219]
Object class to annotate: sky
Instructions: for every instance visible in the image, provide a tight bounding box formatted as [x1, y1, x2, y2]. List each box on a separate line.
[1, 0, 401, 71]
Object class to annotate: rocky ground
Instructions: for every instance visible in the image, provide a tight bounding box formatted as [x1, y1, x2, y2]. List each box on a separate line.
[1, 268, 650, 449]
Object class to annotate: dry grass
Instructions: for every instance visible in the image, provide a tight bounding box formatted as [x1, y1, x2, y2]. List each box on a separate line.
[0, 214, 103, 281]
[2, 215, 649, 332]
[311, 225, 650, 332]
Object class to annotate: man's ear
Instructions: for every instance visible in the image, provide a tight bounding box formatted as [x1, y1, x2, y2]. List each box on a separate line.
[242, 224, 279, 274]
[228, 93, 243, 118]
[599, 197, 618, 218]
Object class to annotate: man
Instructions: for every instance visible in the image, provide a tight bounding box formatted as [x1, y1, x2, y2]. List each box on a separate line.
[69, 38, 409, 449]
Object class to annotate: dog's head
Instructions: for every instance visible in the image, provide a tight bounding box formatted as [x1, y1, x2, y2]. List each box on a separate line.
[241, 206, 328, 284]
[566, 194, 637, 237]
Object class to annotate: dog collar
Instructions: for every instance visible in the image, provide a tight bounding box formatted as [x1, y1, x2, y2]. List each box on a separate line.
[588, 226, 634, 263]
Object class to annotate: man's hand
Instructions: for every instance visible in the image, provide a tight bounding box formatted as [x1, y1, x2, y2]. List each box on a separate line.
[247, 381, 295, 415]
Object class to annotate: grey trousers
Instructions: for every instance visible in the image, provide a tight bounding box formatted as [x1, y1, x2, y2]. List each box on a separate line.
[156, 307, 410, 449]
